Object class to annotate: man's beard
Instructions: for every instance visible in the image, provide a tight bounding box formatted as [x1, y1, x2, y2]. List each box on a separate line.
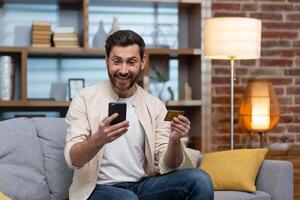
[108, 67, 141, 93]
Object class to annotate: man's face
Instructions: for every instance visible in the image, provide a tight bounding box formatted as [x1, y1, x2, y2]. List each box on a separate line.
[106, 44, 145, 97]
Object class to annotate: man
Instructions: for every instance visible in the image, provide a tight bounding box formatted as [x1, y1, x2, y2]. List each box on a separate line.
[64, 30, 214, 200]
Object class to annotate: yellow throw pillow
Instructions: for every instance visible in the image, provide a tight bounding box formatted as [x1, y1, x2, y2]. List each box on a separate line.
[0, 192, 10, 200]
[200, 148, 268, 192]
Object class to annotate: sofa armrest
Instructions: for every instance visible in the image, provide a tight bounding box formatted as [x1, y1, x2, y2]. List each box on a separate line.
[256, 160, 293, 200]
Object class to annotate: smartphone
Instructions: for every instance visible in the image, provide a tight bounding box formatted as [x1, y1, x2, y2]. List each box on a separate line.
[164, 110, 185, 121]
[108, 102, 127, 125]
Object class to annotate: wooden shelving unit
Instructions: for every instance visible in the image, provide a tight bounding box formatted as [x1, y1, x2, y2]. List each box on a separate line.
[0, 0, 211, 152]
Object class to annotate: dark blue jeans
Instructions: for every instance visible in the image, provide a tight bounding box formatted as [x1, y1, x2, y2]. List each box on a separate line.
[88, 168, 214, 200]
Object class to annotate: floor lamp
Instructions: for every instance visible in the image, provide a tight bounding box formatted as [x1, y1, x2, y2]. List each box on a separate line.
[204, 17, 262, 150]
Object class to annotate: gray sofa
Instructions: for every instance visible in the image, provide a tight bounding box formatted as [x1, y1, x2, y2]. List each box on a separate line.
[0, 117, 294, 200]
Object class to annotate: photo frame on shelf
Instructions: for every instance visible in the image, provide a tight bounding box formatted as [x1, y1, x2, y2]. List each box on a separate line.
[68, 78, 85, 100]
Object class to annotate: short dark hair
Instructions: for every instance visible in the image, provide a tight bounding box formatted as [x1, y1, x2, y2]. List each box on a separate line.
[105, 30, 145, 59]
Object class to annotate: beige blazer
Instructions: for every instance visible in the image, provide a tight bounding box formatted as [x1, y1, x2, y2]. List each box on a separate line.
[64, 81, 184, 200]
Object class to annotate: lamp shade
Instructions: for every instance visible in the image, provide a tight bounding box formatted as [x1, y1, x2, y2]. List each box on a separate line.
[204, 17, 261, 60]
[239, 81, 280, 132]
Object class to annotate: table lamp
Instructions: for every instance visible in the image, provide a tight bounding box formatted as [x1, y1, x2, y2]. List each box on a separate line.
[204, 17, 261, 149]
[239, 80, 280, 147]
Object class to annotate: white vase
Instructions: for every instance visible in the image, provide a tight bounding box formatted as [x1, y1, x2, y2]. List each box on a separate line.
[0, 56, 14, 100]
[92, 20, 107, 48]
[108, 17, 120, 37]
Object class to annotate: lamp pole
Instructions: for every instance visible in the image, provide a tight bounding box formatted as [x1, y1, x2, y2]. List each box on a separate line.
[230, 56, 235, 150]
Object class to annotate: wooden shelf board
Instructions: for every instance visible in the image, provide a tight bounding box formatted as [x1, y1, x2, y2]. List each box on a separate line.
[0, 47, 201, 57]
[0, 100, 69, 108]
[163, 100, 202, 106]
[0, 100, 201, 108]
[0, 47, 25, 53]
[146, 48, 201, 55]
[1, 0, 81, 5]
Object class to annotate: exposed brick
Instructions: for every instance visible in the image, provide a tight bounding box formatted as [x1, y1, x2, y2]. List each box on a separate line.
[242, 3, 258, 11]
[278, 96, 293, 105]
[263, 22, 300, 30]
[270, 126, 286, 134]
[260, 59, 293, 67]
[239, 60, 256, 66]
[249, 68, 284, 76]
[287, 125, 300, 133]
[274, 87, 284, 95]
[212, 77, 231, 85]
[263, 77, 293, 85]
[212, 60, 229, 66]
[288, 106, 300, 113]
[261, 49, 294, 57]
[211, 0, 299, 150]
[212, 3, 241, 11]
[279, 115, 294, 123]
[262, 40, 291, 48]
[295, 49, 300, 56]
[250, 13, 283, 21]
[213, 67, 248, 76]
[262, 31, 298, 39]
[214, 12, 247, 17]
[286, 13, 300, 21]
[261, 3, 293, 11]
[214, 68, 230, 75]
[285, 69, 300, 76]
[293, 41, 300, 48]
[287, 87, 300, 95]
[212, 96, 230, 104]
[295, 115, 300, 122]
[214, 86, 245, 95]
[296, 58, 300, 66]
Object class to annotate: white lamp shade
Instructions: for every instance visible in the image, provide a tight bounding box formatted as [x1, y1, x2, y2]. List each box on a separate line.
[204, 17, 261, 60]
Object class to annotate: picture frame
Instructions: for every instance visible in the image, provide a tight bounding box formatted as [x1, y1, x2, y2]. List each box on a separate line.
[68, 78, 85, 100]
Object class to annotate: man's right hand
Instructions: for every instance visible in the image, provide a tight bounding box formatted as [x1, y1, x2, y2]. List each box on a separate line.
[69, 113, 129, 167]
[93, 113, 129, 145]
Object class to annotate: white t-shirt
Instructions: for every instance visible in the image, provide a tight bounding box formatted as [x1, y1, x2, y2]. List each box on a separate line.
[97, 95, 146, 185]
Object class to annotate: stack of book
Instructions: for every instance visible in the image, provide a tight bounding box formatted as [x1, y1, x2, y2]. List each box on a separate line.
[53, 27, 79, 48]
[31, 22, 52, 47]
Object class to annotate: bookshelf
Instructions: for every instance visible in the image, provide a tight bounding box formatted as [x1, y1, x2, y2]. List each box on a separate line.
[0, 0, 211, 152]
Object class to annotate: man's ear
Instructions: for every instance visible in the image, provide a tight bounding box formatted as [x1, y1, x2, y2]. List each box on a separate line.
[141, 54, 146, 70]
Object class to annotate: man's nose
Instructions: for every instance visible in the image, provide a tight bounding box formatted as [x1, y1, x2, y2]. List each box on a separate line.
[119, 62, 129, 74]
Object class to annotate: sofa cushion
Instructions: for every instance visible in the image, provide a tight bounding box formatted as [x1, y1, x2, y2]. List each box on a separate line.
[200, 148, 268, 192]
[214, 190, 271, 200]
[32, 118, 73, 200]
[0, 118, 51, 200]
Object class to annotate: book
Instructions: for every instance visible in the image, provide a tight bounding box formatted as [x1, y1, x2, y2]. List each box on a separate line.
[55, 27, 75, 34]
[32, 30, 52, 36]
[32, 35, 52, 40]
[55, 44, 79, 48]
[32, 43, 51, 47]
[53, 36, 78, 42]
[32, 22, 51, 26]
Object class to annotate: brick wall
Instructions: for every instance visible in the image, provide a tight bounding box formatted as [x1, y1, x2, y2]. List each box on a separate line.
[211, 0, 300, 150]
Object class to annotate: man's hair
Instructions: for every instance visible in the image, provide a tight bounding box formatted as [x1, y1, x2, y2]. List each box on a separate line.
[105, 30, 145, 59]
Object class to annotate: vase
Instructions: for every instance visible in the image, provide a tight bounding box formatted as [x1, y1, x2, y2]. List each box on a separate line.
[0, 56, 14, 100]
[92, 20, 107, 48]
[107, 17, 120, 37]
[159, 86, 174, 101]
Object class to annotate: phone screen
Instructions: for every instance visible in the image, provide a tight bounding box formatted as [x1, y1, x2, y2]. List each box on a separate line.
[108, 102, 127, 125]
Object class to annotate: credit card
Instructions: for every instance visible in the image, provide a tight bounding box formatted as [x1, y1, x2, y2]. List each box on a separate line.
[164, 110, 185, 121]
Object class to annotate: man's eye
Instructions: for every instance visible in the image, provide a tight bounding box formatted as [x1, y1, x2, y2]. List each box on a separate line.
[113, 60, 121, 65]
[128, 60, 137, 65]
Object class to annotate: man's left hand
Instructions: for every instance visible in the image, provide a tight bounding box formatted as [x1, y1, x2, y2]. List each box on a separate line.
[170, 115, 190, 141]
